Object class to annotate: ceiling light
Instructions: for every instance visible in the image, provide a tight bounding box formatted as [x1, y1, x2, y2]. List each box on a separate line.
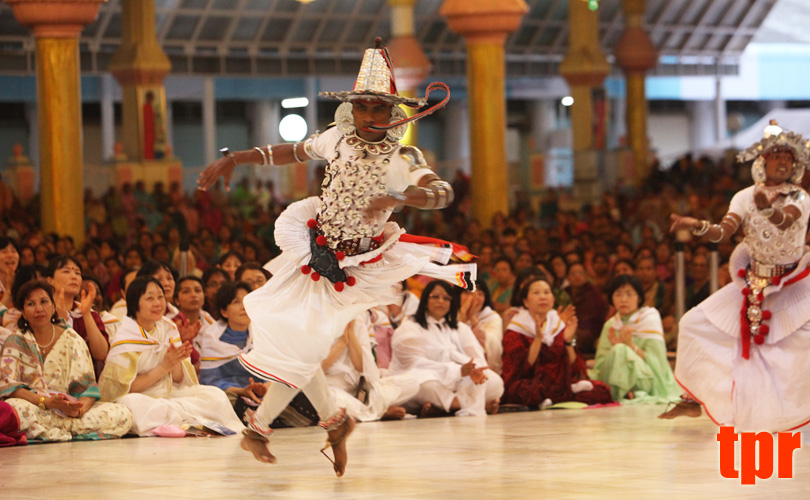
[281, 97, 309, 109]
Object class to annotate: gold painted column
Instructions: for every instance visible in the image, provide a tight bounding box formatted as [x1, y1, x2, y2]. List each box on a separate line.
[7, 0, 104, 246]
[388, 0, 431, 146]
[559, 0, 610, 204]
[441, 0, 527, 228]
[615, 0, 658, 185]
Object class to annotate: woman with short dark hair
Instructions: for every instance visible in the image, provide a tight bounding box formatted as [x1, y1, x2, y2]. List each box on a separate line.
[99, 276, 242, 436]
[235, 262, 271, 291]
[590, 274, 679, 403]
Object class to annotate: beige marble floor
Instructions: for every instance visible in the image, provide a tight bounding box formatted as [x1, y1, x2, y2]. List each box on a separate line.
[2, 405, 808, 499]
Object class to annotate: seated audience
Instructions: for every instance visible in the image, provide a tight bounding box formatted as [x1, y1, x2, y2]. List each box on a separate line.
[197, 282, 318, 428]
[234, 262, 271, 291]
[0, 281, 132, 442]
[0, 400, 26, 446]
[202, 267, 230, 320]
[564, 262, 609, 356]
[47, 256, 109, 379]
[98, 277, 242, 436]
[489, 257, 515, 315]
[0, 237, 20, 310]
[216, 251, 244, 281]
[458, 280, 503, 375]
[589, 275, 680, 403]
[368, 305, 395, 369]
[2, 264, 46, 331]
[138, 261, 201, 367]
[502, 277, 612, 408]
[174, 276, 215, 344]
[389, 280, 503, 417]
[323, 313, 419, 422]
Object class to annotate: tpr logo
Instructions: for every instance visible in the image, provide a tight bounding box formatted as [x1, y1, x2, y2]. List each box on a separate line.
[717, 426, 802, 485]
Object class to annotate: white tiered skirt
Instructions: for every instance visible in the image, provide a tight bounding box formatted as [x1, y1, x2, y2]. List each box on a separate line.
[240, 197, 476, 389]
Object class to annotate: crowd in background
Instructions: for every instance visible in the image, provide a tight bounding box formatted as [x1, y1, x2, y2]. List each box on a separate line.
[0, 149, 776, 444]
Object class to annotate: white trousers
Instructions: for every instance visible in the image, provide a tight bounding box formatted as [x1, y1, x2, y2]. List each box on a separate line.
[410, 369, 503, 417]
[254, 368, 340, 428]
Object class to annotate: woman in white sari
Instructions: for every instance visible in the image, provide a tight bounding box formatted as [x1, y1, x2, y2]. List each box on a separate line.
[389, 280, 503, 417]
[99, 277, 242, 436]
[1, 281, 132, 442]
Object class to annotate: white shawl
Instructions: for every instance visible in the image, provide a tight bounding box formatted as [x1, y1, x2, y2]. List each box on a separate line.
[506, 308, 564, 346]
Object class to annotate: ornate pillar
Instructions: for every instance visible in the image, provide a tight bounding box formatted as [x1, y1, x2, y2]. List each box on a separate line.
[559, 0, 610, 203]
[108, 0, 181, 189]
[614, 0, 658, 185]
[387, 0, 431, 146]
[441, 0, 527, 227]
[7, 0, 104, 245]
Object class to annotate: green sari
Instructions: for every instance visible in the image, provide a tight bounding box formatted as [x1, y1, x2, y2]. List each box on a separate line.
[589, 307, 680, 404]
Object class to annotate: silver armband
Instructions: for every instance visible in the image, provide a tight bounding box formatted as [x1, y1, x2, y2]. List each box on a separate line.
[266, 145, 274, 167]
[421, 189, 436, 210]
[425, 179, 454, 210]
[721, 214, 740, 233]
[304, 134, 320, 161]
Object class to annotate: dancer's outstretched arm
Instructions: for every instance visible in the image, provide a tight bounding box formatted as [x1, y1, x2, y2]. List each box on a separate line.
[197, 143, 308, 191]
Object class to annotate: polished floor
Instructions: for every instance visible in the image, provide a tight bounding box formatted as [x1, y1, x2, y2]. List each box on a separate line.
[2, 405, 809, 499]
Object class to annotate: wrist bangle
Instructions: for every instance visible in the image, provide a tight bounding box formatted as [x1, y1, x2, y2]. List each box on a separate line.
[773, 209, 786, 225]
[565, 338, 577, 347]
[253, 146, 268, 165]
[38, 396, 46, 410]
[707, 224, 724, 243]
[760, 206, 774, 218]
[691, 220, 710, 237]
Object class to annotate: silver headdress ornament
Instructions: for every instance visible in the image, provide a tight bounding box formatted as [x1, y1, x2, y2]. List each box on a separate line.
[321, 37, 450, 135]
[737, 120, 810, 184]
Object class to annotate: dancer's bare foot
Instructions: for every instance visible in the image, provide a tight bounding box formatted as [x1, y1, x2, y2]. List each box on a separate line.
[485, 399, 499, 415]
[658, 401, 702, 419]
[381, 405, 407, 420]
[419, 402, 449, 419]
[322, 416, 356, 477]
[240, 433, 276, 464]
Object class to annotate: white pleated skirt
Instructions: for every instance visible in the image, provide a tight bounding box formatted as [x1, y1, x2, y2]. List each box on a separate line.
[240, 197, 476, 389]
